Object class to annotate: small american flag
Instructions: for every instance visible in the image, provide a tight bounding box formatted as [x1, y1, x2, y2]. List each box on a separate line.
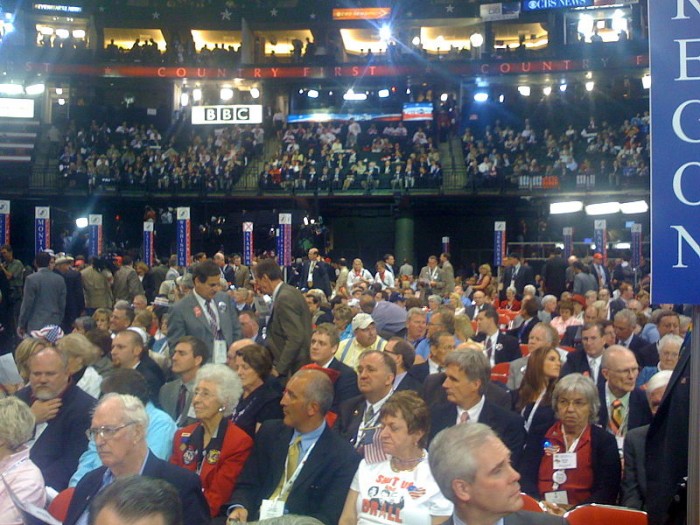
[361, 426, 388, 464]
[408, 485, 426, 499]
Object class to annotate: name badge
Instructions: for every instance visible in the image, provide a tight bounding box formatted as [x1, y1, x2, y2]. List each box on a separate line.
[259, 499, 285, 520]
[213, 340, 227, 364]
[553, 452, 577, 470]
[544, 491, 569, 505]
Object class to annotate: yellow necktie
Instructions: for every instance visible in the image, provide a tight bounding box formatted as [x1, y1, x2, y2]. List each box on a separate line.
[270, 436, 302, 501]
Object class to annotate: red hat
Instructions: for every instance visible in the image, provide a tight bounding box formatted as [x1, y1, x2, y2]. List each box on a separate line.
[593, 253, 603, 260]
[571, 294, 586, 306]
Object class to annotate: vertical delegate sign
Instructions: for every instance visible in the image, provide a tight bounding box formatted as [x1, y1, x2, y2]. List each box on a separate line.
[442, 236, 450, 254]
[243, 222, 254, 266]
[278, 213, 292, 267]
[143, 222, 154, 267]
[631, 224, 642, 268]
[0, 200, 9, 245]
[563, 227, 574, 258]
[88, 214, 103, 258]
[176, 207, 191, 267]
[594, 220, 607, 261]
[34, 207, 50, 253]
[649, 0, 700, 303]
[494, 222, 506, 267]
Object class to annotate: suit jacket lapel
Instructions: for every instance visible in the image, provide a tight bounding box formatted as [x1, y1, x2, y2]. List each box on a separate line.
[291, 426, 330, 492]
[270, 426, 294, 494]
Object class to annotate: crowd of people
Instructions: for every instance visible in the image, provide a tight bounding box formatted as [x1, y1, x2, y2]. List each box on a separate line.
[0, 239, 686, 525]
[58, 120, 261, 193]
[258, 121, 443, 193]
[462, 112, 650, 191]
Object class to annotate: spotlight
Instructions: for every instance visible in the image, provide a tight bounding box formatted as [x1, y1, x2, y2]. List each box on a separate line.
[498, 94, 505, 103]
[75, 217, 88, 229]
[585, 81, 595, 92]
[379, 25, 392, 42]
[180, 93, 189, 107]
[72, 29, 86, 39]
[192, 88, 202, 102]
[518, 85, 531, 97]
[220, 87, 234, 101]
[412, 36, 421, 46]
[55, 29, 69, 39]
[543, 86, 552, 96]
[469, 33, 484, 48]
[559, 83, 567, 92]
[250, 87, 260, 99]
[474, 92, 489, 103]
[343, 89, 367, 101]
[440, 93, 448, 102]
[585, 202, 620, 215]
[56, 87, 63, 95]
[550, 201, 583, 215]
[620, 200, 649, 214]
[25, 83, 45, 96]
[378, 89, 390, 98]
[58, 98, 66, 105]
[0, 84, 23, 95]
[307, 89, 319, 98]
[642, 74, 651, 89]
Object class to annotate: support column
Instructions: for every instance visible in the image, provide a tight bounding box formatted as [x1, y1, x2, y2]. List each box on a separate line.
[395, 211, 414, 269]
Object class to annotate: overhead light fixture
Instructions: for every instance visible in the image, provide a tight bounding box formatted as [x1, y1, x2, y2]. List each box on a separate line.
[25, 83, 45, 96]
[192, 88, 202, 102]
[0, 84, 24, 95]
[518, 85, 531, 97]
[220, 87, 234, 101]
[559, 83, 567, 92]
[585, 81, 595, 92]
[55, 87, 63, 95]
[498, 94, 505, 103]
[378, 89, 390, 98]
[440, 93, 448, 102]
[550, 201, 583, 214]
[585, 202, 620, 215]
[307, 89, 319, 98]
[474, 92, 488, 103]
[642, 74, 651, 89]
[250, 87, 260, 99]
[620, 200, 649, 214]
[55, 29, 69, 39]
[180, 92, 189, 107]
[470, 33, 484, 48]
[75, 217, 88, 229]
[379, 25, 392, 42]
[614, 242, 631, 250]
[58, 98, 66, 105]
[412, 36, 421, 46]
[39, 26, 53, 35]
[72, 29, 86, 39]
[543, 86, 552, 96]
[343, 89, 367, 101]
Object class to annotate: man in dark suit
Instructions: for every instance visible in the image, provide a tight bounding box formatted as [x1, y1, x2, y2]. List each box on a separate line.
[111, 329, 165, 404]
[609, 281, 635, 319]
[506, 298, 539, 345]
[423, 368, 512, 411]
[54, 254, 85, 333]
[465, 290, 489, 320]
[502, 253, 536, 298]
[472, 308, 521, 365]
[63, 393, 209, 525]
[159, 335, 209, 426]
[16, 346, 95, 491]
[429, 423, 566, 525]
[590, 253, 611, 292]
[385, 338, 423, 393]
[540, 248, 568, 299]
[336, 350, 395, 450]
[408, 331, 456, 383]
[561, 322, 607, 389]
[638, 310, 681, 367]
[300, 247, 332, 298]
[598, 345, 652, 436]
[227, 369, 360, 524]
[429, 350, 525, 465]
[613, 308, 646, 364]
[309, 323, 359, 411]
[167, 260, 242, 363]
[255, 258, 311, 378]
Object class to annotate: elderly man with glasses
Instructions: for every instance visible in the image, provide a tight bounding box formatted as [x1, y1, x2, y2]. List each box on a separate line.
[63, 393, 209, 525]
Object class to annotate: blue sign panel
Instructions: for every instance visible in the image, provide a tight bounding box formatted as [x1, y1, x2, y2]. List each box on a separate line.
[521, 0, 592, 12]
[650, 0, 700, 304]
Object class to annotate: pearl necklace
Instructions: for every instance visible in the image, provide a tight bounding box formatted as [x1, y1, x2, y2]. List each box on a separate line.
[389, 451, 426, 472]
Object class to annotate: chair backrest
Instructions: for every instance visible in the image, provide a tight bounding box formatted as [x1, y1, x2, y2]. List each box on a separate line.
[490, 362, 510, 384]
[48, 487, 75, 522]
[520, 344, 530, 357]
[520, 493, 543, 513]
[563, 503, 647, 525]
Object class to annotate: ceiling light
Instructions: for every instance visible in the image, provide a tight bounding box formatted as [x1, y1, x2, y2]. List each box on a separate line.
[412, 36, 421, 46]
[620, 200, 649, 214]
[543, 86, 552, 96]
[585, 81, 595, 92]
[0, 84, 24, 95]
[55, 29, 69, 39]
[192, 88, 202, 102]
[559, 83, 567, 92]
[642, 74, 651, 89]
[470, 33, 484, 48]
[474, 92, 488, 103]
[518, 85, 531, 97]
[25, 83, 45, 95]
[220, 87, 234, 101]
[585, 202, 620, 215]
[180, 93, 189, 107]
[550, 201, 583, 214]
[307, 89, 319, 98]
[250, 87, 260, 99]
[378, 89, 390, 98]
[75, 217, 88, 229]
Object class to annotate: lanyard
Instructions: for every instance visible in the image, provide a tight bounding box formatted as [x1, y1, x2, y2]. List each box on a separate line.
[523, 390, 545, 432]
[563, 426, 586, 452]
[276, 441, 317, 501]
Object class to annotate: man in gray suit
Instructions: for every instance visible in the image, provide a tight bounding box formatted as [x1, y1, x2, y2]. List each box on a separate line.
[167, 260, 242, 364]
[254, 258, 311, 379]
[159, 335, 209, 427]
[18, 251, 66, 335]
[429, 422, 567, 525]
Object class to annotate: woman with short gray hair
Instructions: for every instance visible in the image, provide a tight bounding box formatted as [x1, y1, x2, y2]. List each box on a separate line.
[0, 397, 47, 524]
[170, 364, 254, 517]
[534, 373, 620, 514]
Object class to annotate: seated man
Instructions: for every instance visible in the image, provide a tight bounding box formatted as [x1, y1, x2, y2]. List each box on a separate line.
[335, 313, 386, 369]
[226, 369, 361, 524]
[16, 346, 95, 492]
[309, 323, 359, 411]
[63, 393, 209, 525]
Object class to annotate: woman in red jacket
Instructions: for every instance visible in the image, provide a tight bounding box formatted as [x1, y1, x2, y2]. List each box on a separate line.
[171, 364, 253, 517]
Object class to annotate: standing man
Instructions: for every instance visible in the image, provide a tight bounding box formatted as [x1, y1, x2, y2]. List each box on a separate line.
[503, 253, 535, 298]
[383, 253, 396, 276]
[334, 258, 350, 298]
[112, 255, 144, 303]
[440, 252, 456, 294]
[0, 243, 24, 329]
[159, 336, 210, 426]
[55, 254, 85, 332]
[429, 423, 566, 525]
[418, 255, 445, 296]
[16, 346, 95, 491]
[254, 258, 311, 379]
[301, 248, 331, 298]
[19, 251, 66, 335]
[81, 257, 114, 313]
[226, 369, 360, 524]
[229, 254, 251, 289]
[541, 247, 568, 300]
[168, 260, 242, 364]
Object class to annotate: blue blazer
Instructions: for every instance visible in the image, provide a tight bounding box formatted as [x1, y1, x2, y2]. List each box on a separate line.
[63, 451, 210, 525]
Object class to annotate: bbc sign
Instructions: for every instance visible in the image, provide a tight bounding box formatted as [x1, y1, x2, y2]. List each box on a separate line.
[191, 105, 263, 125]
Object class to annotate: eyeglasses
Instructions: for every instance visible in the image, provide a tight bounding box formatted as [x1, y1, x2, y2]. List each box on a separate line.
[86, 422, 135, 441]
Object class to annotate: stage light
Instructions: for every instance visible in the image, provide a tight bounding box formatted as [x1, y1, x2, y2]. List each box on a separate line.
[192, 88, 202, 102]
[180, 93, 189, 107]
[585, 202, 620, 215]
[412, 36, 421, 46]
[642, 74, 651, 89]
[25, 83, 45, 96]
[559, 83, 567, 92]
[379, 25, 392, 42]
[620, 200, 649, 214]
[378, 89, 390, 98]
[220, 87, 234, 101]
[343, 89, 367, 101]
[543, 86, 552, 96]
[75, 217, 88, 229]
[518, 85, 531, 97]
[55, 29, 69, 39]
[307, 89, 319, 98]
[585, 81, 595, 92]
[0, 84, 23, 95]
[550, 201, 583, 215]
[250, 87, 260, 99]
[474, 92, 488, 103]
[470, 33, 484, 48]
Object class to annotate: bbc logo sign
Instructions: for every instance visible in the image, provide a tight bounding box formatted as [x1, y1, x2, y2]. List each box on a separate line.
[192, 105, 263, 125]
